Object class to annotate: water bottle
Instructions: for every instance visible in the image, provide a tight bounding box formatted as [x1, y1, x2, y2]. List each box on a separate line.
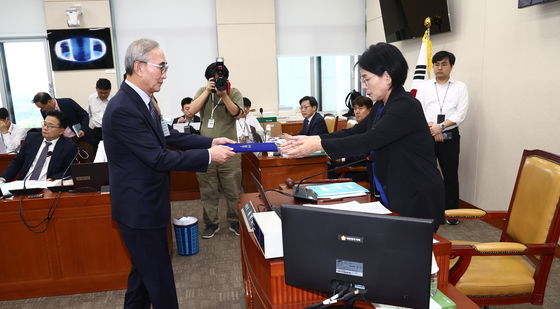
[430, 252, 439, 297]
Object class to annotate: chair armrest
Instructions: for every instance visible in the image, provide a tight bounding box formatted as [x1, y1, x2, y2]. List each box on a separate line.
[473, 242, 527, 254]
[445, 209, 508, 220]
[445, 209, 487, 218]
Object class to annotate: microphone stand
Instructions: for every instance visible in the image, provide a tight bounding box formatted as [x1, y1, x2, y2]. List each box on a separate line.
[290, 158, 368, 204]
[48, 148, 80, 192]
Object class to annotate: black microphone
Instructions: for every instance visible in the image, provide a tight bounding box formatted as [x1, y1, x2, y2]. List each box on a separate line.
[289, 157, 368, 204]
[259, 108, 264, 118]
[50, 148, 80, 192]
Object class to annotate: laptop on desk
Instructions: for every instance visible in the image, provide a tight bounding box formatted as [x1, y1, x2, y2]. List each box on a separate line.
[70, 162, 109, 192]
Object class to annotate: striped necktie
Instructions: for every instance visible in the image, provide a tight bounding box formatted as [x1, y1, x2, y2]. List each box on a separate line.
[29, 141, 52, 180]
[148, 101, 158, 122]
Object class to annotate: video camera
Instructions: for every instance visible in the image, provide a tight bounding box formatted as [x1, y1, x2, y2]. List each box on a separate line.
[214, 57, 228, 92]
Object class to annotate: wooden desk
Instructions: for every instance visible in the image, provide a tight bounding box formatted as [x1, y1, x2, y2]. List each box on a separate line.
[241, 152, 327, 192]
[0, 154, 15, 175]
[169, 171, 200, 201]
[0, 191, 130, 300]
[238, 192, 479, 309]
[281, 119, 348, 135]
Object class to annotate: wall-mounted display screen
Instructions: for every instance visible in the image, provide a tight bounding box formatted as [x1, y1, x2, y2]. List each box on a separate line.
[519, 0, 558, 8]
[379, 0, 451, 43]
[47, 28, 114, 71]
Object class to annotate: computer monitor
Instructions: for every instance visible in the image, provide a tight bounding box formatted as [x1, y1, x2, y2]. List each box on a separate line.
[250, 172, 273, 211]
[281, 204, 434, 308]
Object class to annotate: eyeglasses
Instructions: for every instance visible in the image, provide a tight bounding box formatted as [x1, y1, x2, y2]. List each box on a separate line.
[41, 121, 61, 129]
[140, 61, 169, 74]
[360, 75, 373, 85]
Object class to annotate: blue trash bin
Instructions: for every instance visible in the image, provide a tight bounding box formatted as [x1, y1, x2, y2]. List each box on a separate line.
[173, 217, 199, 256]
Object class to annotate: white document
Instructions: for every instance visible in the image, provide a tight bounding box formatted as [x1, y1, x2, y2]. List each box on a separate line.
[0, 180, 54, 195]
[303, 200, 392, 215]
[172, 122, 201, 133]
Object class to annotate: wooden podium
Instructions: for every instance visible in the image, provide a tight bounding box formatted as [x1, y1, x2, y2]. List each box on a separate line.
[238, 192, 479, 309]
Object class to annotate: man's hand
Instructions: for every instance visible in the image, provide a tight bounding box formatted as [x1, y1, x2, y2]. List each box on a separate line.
[280, 135, 323, 158]
[209, 145, 235, 164]
[206, 78, 216, 94]
[177, 117, 186, 124]
[212, 137, 236, 146]
[429, 123, 443, 136]
[434, 133, 444, 142]
[78, 130, 85, 138]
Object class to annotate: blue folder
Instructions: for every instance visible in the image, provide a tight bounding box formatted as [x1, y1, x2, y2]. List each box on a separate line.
[225, 142, 278, 153]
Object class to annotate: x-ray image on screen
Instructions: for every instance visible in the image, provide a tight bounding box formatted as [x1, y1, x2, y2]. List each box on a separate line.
[47, 28, 114, 71]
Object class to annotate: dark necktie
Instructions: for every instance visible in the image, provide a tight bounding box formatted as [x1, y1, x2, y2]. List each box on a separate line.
[302, 118, 310, 134]
[148, 101, 158, 122]
[29, 141, 52, 180]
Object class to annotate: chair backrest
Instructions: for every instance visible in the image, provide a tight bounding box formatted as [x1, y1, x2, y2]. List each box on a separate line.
[504, 150, 560, 246]
[323, 113, 337, 133]
[346, 117, 358, 129]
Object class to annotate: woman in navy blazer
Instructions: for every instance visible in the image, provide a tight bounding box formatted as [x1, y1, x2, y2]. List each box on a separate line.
[281, 43, 445, 229]
[103, 39, 235, 309]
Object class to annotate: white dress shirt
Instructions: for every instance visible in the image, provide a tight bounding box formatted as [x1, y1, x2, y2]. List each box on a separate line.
[416, 78, 469, 131]
[25, 137, 60, 181]
[88, 92, 112, 129]
[236, 114, 264, 141]
[1, 123, 28, 154]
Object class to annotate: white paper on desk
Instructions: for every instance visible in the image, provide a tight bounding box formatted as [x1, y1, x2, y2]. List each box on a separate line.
[0, 180, 54, 195]
[303, 200, 391, 215]
[172, 122, 201, 133]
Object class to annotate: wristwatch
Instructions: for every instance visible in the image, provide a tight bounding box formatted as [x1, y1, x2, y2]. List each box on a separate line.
[440, 123, 445, 130]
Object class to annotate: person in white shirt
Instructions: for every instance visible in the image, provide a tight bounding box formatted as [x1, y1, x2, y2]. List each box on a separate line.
[0, 107, 28, 154]
[416, 51, 469, 225]
[87, 78, 112, 141]
[236, 97, 264, 142]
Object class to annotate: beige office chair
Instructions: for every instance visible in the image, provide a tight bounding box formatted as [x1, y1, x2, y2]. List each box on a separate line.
[345, 117, 358, 129]
[323, 113, 338, 133]
[445, 149, 560, 306]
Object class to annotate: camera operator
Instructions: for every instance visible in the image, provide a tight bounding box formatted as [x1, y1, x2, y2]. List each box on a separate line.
[189, 59, 244, 239]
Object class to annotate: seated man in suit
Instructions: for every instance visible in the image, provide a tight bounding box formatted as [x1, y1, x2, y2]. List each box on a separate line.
[0, 110, 78, 182]
[172, 97, 200, 134]
[32, 92, 96, 162]
[296, 96, 328, 136]
[328, 96, 373, 182]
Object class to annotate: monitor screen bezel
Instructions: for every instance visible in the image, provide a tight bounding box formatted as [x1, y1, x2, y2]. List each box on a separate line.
[281, 204, 434, 308]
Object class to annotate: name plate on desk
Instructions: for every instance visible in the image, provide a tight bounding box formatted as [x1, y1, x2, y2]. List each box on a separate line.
[225, 143, 278, 153]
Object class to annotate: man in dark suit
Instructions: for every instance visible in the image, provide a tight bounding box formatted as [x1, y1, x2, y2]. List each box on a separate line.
[32, 92, 97, 162]
[0, 110, 77, 182]
[103, 38, 235, 309]
[296, 96, 328, 136]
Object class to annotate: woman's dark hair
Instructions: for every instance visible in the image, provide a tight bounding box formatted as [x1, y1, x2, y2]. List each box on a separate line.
[357, 42, 408, 88]
[45, 110, 68, 128]
[32, 92, 53, 105]
[204, 62, 229, 80]
[432, 51, 456, 66]
[351, 96, 373, 109]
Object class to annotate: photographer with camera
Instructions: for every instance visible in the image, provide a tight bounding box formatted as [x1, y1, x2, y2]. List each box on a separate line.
[189, 58, 244, 238]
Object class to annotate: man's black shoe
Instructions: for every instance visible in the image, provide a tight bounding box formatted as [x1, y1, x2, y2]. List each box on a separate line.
[229, 222, 240, 236]
[201, 224, 220, 239]
[446, 219, 460, 225]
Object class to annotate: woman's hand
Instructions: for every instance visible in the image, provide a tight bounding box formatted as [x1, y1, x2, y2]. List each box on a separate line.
[280, 135, 323, 158]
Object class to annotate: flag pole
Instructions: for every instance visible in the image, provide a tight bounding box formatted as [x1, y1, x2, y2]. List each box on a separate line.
[410, 17, 433, 97]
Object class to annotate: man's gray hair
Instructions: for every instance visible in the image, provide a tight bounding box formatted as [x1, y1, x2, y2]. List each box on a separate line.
[124, 39, 160, 75]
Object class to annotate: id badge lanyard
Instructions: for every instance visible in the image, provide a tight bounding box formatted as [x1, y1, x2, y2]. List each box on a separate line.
[207, 94, 222, 129]
[435, 82, 450, 122]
